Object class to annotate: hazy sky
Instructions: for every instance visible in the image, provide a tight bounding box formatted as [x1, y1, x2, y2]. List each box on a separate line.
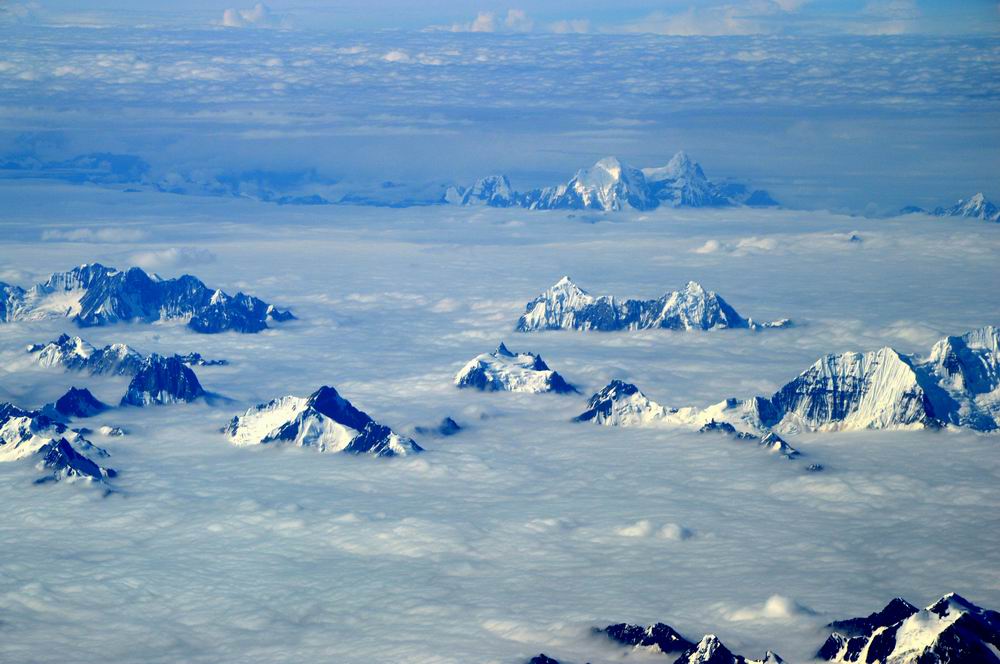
[1, 2, 998, 212]
[5, 0, 999, 34]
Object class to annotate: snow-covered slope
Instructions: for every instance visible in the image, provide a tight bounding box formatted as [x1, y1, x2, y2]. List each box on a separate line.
[446, 151, 777, 212]
[577, 327, 1000, 436]
[934, 193, 1000, 222]
[0, 402, 116, 484]
[597, 621, 782, 664]
[516, 277, 790, 332]
[26, 333, 145, 375]
[766, 347, 937, 432]
[225, 385, 422, 457]
[455, 342, 577, 393]
[902, 193, 1000, 222]
[575, 380, 670, 426]
[27, 333, 226, 375]
[0, 263, 294, 333]
[120, 354, 205, 406]
[642, 151, 724, 208]
[459, 175, 518, 207]
[27, 333, 225, 375]
[526, 157, 654, 211]
[818, 593, 1000, 663]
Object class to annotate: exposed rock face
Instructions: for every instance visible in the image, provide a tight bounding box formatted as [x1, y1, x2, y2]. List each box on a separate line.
[675, 635, 784, 664]
[454, 343, 577, 394]
[818, 593, 1000, 663]
[175, 352, 228, 367]
[414, 417, 462, 437]
[225, 385, 422, 457]
[0, 402, 116, 484]
[515, 277, 790, 332]
[578, 327, 1000, 435]
[27, 334, 227, 375]
[120, 354, 205, 406]
[1, 263, 293, 333]
[26, 334, 144, 375]
[525, 655, 560, 664]
[50, 387, 109, 418]
[598, 622, 695, 655]
[597, 622, 782, 664]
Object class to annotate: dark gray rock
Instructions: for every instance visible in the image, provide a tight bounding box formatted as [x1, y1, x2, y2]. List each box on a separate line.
[121, 354, 205, 406]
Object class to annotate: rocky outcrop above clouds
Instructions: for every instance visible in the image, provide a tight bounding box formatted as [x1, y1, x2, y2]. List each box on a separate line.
[27, 333, 226, 375]
[0, 402, 116, 484]
[818, 593, 999, 664]
[515, 277, 790, 332]
[1, 263, 293, 333]
[578, 326, 1000, 435]
[455, 342, 577, 393]
[597, 621, 783, 664]
[120, 354, 205, 406]
[225, 385, 422, 457]
[902, 192, 1000, 222]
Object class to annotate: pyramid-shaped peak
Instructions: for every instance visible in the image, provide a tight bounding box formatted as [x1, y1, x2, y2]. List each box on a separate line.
[495, 341, 514, 356]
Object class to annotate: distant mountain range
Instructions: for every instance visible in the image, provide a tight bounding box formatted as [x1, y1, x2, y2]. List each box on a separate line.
[900, 192, 1000, 222]
[1, 148, 776, 212]
[446, 152, 778, 212]
[515, 277, 790, 332]
[26, 334, 226, 375]
[578, 325, 1000, 435]
[529, 592, 999, 664]
[1, 263, 293, 333]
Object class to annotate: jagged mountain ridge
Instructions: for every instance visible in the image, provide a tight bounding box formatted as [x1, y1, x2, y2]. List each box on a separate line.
[225, 385, 422, 457]
[26, 333, 226, 375]
[454, 342, 577, 393]
[516, 277, 790, 332]
[818, 593, 1000, 663]
[577, 326, 1000, 436]
[0, 263, 294, 333]
[597, 621, 783, 664]
[120, 354, 206, 406]
[446, 151, 777, 212]
[900, 192, 1000, 222]
[0, 402, 116, 484]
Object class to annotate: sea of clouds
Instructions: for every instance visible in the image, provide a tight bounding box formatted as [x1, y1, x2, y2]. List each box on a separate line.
[1, 182, 999, 662]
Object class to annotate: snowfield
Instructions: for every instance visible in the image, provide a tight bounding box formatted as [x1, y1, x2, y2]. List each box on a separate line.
[1, 182, 998, 662]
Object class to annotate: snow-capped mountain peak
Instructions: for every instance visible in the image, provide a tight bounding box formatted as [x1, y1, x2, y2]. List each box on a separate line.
[819, 593, 1000, 663]
[225, 385, 421, 457]
[0, 263, 294, 333]
[0, 402, 116, 484]
[516, 278, 788, 332]
[455, 343, 577, 393]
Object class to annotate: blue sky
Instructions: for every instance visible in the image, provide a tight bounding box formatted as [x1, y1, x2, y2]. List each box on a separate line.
[4, 0, 999, 34]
